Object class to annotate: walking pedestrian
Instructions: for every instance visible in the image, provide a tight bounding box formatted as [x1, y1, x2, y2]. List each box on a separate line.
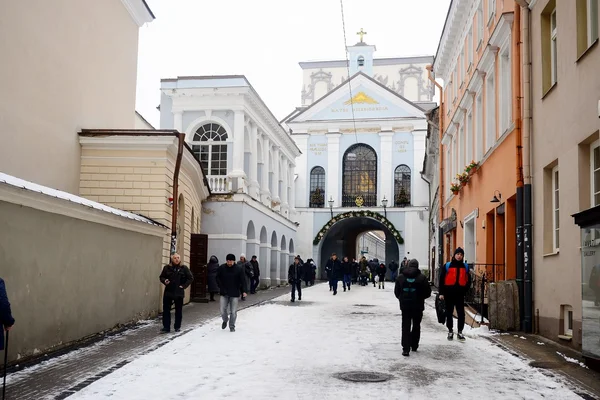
[307, 259, 317, 286]
[1, 277, 15, 400]
[389, 260, 399, 282]
[288, 256, 303, 302]
[250, 256, 260, 294]
[439, 247, 471, 341]
[369, 259, 379, 287]
[377, 262, 387, 289]
[217, 254, 248, 332]
[237, 254, 253, 301]
[400, 257, 408, 273]
[326, 253, 342, 295]
[359, 257, 369, 286]
[325, 256, 333, 291]
[394, 259, 431, 356]
[159, 253, 193, 333]
[351, 258, 359, 284]
[207, 255, 220, 302]
[341, 256, 352, 292]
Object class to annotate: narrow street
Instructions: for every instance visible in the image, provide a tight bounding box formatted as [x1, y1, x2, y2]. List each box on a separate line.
[62, 283, 585, 400]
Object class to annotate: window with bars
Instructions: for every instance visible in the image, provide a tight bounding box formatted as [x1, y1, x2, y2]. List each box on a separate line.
[309, 166, 326, 208]
[190, 123, 228, 176]
[394, 165, 411, 206]
[342, 144, 377, 207]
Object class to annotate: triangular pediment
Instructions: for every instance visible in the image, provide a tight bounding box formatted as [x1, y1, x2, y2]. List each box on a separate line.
[287, 72, 425, 123]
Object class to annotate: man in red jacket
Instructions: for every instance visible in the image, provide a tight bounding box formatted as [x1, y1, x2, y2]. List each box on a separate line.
[439, 247, 471, 341]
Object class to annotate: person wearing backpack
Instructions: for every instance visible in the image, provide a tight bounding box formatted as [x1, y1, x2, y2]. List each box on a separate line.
[439, 247, 471, 341]
[394, 259, 431, 357]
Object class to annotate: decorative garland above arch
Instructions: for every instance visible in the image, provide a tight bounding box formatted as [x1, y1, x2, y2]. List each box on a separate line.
[313, 210, 404, 246]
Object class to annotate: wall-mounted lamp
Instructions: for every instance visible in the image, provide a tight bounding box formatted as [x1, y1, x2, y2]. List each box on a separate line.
[381, 196, 388, 218]
[328, 196, 334, 219]
[490, 190, 502, 203]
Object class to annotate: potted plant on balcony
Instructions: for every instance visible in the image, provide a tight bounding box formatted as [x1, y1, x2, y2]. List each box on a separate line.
[395, 187, 410, 207]
[450, 182, 461, 195]
[466, 160, 480, 176]
[457, 172, 469, 186]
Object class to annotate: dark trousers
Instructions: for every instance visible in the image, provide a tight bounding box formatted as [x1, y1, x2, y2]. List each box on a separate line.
[162, 295, 184, 331]
[250, 277, 259, 293]
[291, 281, 302, 300]
[329, 278, 338, 293]
[445, 294, 465, 332]
[343, 274, 352, 289]
[391, 271, 398, 282]
[401, 309, 423, 351]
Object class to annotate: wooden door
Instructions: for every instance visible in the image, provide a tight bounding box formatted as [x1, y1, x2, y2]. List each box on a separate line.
[190, 234, 208, 302]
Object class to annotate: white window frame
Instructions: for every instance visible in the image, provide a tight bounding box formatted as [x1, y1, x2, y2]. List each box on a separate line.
[587, 0, 599, 47]
[466, 110, 473, 165]
[485, 70, 496, 153]
[550, 8, 558, 85]
[468, 28, 474, 69]
[452, 135, 458, 181]
[476, 92, 484, 161]
[563, 305, 573, 337]
[446, 146, 451, 193]
[552, 165, 559, 253]
[459, 124, 465, 172]
[500, 41, 512, 134]
[477, 1, 484, 49]
[487, 0, 496, 26]
[591, 140, 600, 207]
[459, 52, 465, 87]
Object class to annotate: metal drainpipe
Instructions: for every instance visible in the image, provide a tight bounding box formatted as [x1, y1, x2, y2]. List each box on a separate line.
[421, 172, 432, 279]
[170, 132, 186, 255]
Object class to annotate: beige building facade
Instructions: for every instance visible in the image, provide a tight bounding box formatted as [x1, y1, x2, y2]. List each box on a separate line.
[0, 0, 153, 193]
[530, 0, 600, 349]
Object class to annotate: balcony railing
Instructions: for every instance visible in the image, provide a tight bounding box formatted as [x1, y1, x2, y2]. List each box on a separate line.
[207, 175, 229, 194]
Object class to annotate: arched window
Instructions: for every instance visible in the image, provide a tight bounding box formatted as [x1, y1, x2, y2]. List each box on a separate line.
[309, 166, 325, 208]
[394, 165, 411, 206]
[342, 144, 377, 207]
[190, 123, 228, 176]
[358, 56, 365, 67]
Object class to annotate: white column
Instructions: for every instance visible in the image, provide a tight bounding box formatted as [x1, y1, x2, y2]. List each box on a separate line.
[379, 131, 394, 205]
[173, 111, 183, 132]
[272, 146, 280, 207]
[281, 157, 289, 215]
[229, 111, 246, 191]
[248, 123, 259, 199]
[260, 136, 271, 206]
[326, 133, 341, 207]
[289, 161, 296, 217]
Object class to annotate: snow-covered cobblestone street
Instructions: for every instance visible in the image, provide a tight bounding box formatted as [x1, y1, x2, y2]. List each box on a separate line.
[72, 284, 583, 400]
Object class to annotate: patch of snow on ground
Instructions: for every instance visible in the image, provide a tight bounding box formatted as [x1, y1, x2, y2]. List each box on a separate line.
[556, 352, 589, 369]
[71, 284, 584, 400]
[520, 336, 527, 340]
[466, 309, 489, 324]
[537, 342, 545, 346]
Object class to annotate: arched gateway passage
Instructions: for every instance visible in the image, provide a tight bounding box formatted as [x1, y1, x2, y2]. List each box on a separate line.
[317, 216, 401, 280]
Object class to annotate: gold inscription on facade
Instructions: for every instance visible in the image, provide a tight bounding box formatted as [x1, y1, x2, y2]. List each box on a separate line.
[309, 143, 327, 156]
[395, 140, 409, 153]
[331, 106, 389, 113]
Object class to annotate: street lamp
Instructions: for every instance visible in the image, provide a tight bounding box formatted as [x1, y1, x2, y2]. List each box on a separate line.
[381, 196, 388, 218]
[328, 196, 334, 219]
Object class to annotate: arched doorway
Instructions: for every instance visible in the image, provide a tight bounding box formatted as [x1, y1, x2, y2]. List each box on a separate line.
[342, 143, 377, 207]
[317, 216, 401, 280]
[246, 221, 258, 266]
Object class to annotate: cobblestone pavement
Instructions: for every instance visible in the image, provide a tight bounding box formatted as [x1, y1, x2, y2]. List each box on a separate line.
[4, 285, 291, 400]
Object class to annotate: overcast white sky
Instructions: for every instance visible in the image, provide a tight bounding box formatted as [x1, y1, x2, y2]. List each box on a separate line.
[135, 0, 451, 128]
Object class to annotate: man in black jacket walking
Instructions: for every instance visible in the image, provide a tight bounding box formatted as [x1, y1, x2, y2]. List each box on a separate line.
[394, 259, 431, 356]
[250, 255, 260, 294]
[159, 253, 193, 333]
[217, 254, 248, 332]
[326, 253, 342, 295]
[288, 256, 303, 302]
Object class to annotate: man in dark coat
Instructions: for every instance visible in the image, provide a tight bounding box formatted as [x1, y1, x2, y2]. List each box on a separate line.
[351, 258, 359, 284]
[250, 255, 260, 294]
[325, 253, 342, 295]
[207, 255, 220, 302]
[217, 254, 248, 332]
[369, 259, 379, 287]
[389, 260, 400, 282]
[238, 254, 253, 301]
[159, 253, 193, 333]
[288, 256, 304, 302]
[376, 262, 387, 289]
[341, 256, 352, 292]
[439, 247, 471, 341]
[400, 257, 409, 273]
[394, 259, 431, 356]
[0, 277, 15, 352]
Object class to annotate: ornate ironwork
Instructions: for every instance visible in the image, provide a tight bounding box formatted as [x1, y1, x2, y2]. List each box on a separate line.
[342, 144, 377, 207]
[309, 167, 325, 208]
[394, 164, 411, 207]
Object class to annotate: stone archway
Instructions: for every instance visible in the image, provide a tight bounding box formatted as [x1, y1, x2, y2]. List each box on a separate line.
[317, 216, 401, 280]
[270, 231, 279, 286]
[289, 238, 295, 266]
[246, 221, 259, 269]
[280, 235, 288, 283]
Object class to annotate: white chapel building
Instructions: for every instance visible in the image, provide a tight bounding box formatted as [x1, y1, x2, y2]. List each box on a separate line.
[284, 38, 434, 277]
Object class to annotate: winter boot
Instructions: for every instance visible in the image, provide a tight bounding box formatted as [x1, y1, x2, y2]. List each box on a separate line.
[402, 349, 410, 357]
[447, 331, 454, 340]
[457, 332, 466, 341]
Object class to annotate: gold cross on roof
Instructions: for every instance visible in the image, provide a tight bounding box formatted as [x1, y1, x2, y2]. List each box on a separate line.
[357, 28, 367, 43]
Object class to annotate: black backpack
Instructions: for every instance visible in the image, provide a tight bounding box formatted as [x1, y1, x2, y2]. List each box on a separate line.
[401, 277, 418, 307]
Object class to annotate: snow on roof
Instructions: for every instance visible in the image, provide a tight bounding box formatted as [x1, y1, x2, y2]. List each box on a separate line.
[0, 172, 164, 227]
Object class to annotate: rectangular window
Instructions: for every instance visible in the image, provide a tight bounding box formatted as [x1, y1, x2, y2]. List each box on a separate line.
[552, 165, 560, 252]
[563, 305, 573, 337]
[446, 146, 451, 193]
[577, 0, 599, 56]
[541, 1, 557, 93]
[467, 111, 473, 164]
[500, 44, 512, 133]
[591, 140, 600, 206]
[477, 1, 484, 48]
[452, 135, 458, 182]
[551, 9, 558, 85]
[487, 0, 496, 25]
[468, 28, 474, 68]
[485, 71, 496, 153]
[476, 93, 484, 161]
[459, 125, 465, 172]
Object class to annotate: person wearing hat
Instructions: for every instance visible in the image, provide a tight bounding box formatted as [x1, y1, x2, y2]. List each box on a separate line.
[288, 256, 304, 302]
[217, 254, 248, 332]
[438, 247, 471, 341]
[394, 259, 431, 356]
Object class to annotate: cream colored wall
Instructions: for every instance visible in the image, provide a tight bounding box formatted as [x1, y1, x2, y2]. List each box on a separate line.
[530, 0, 600, 346]
[0, 0, 139, 193]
